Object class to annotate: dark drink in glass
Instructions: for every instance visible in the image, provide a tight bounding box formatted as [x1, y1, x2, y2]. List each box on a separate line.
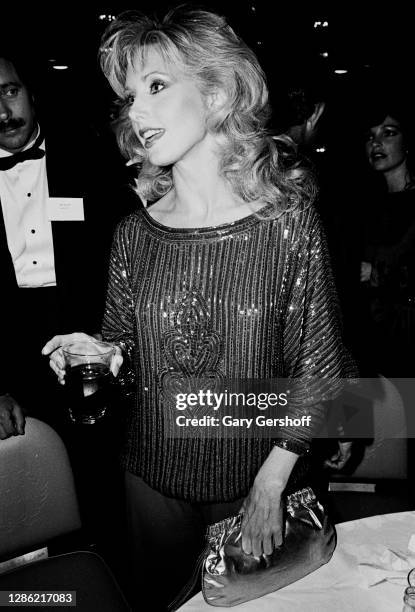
[66, 362, 111, 424]
[62, 340, 115, 425]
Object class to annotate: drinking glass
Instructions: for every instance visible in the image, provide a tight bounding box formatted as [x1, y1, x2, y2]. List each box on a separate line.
[62, 340, 115, 424]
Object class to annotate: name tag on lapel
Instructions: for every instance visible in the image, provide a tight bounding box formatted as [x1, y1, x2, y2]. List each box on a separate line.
[47, 197, 84, 221]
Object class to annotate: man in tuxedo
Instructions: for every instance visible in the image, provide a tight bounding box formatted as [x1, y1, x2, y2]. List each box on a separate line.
[0, 56, 138, 587]
[0, 54, 135, 438]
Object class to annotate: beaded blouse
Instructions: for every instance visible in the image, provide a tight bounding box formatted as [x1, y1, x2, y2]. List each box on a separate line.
[102, 203, 354, 502]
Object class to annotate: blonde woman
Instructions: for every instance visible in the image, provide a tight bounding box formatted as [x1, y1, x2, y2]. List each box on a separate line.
[43, 6, 353, 608]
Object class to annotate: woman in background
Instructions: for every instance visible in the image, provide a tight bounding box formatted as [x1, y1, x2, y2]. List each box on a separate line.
[43, 6, 353, 609]
[360, 101, 415, 376]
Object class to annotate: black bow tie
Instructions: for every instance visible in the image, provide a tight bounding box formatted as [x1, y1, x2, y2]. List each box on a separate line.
[0, 132, 45, 171]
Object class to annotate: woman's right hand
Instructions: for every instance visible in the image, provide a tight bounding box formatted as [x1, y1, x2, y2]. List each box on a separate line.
[41, 332, 123, 384]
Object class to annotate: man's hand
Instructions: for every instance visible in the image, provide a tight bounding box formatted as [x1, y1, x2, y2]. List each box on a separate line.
[0, 394, 25, 439]
[324, 440, 353, 470]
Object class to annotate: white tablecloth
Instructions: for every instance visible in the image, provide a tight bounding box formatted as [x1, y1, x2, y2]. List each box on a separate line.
[179, 511, 415, 612]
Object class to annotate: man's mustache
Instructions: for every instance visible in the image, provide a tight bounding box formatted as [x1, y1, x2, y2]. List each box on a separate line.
[0, 118, 25, 133]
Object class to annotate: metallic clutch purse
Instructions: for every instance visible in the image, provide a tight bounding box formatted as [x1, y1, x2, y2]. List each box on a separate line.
[202, 487, 336, 607]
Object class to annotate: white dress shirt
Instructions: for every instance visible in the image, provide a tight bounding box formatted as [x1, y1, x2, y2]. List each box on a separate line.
[0, 128, 56, 287]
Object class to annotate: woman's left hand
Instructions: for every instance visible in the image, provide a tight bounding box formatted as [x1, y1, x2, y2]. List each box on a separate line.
[240, 475, 284, 556]
[240, 445, 297, 556]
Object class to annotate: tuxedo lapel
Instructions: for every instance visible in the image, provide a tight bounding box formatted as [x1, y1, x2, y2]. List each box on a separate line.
[0, 197, 18, 291]
[45, 127, 85, 198]
[46, 131, 88, 301]
[44, 130, 106, 331]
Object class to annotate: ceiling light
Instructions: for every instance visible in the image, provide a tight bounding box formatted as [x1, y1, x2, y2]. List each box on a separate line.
[98, 13, 115, 22]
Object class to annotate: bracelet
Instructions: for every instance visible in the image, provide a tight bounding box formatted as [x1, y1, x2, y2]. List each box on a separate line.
[274, 439, 311, 456]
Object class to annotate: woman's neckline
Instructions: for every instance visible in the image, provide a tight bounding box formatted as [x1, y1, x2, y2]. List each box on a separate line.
[140, 201, 276, 236]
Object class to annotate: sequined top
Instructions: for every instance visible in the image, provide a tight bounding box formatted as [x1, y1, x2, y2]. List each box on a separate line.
[102, 203, 353, 502]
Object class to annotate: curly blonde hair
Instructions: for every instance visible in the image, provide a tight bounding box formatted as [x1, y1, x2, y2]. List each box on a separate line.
[99, 4, 316, 214]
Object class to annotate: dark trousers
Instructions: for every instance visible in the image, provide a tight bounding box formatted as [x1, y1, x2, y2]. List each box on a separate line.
[8, 287, 126, 577]
[10, 286, 63, 423]
[124, 472, 243, 612]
